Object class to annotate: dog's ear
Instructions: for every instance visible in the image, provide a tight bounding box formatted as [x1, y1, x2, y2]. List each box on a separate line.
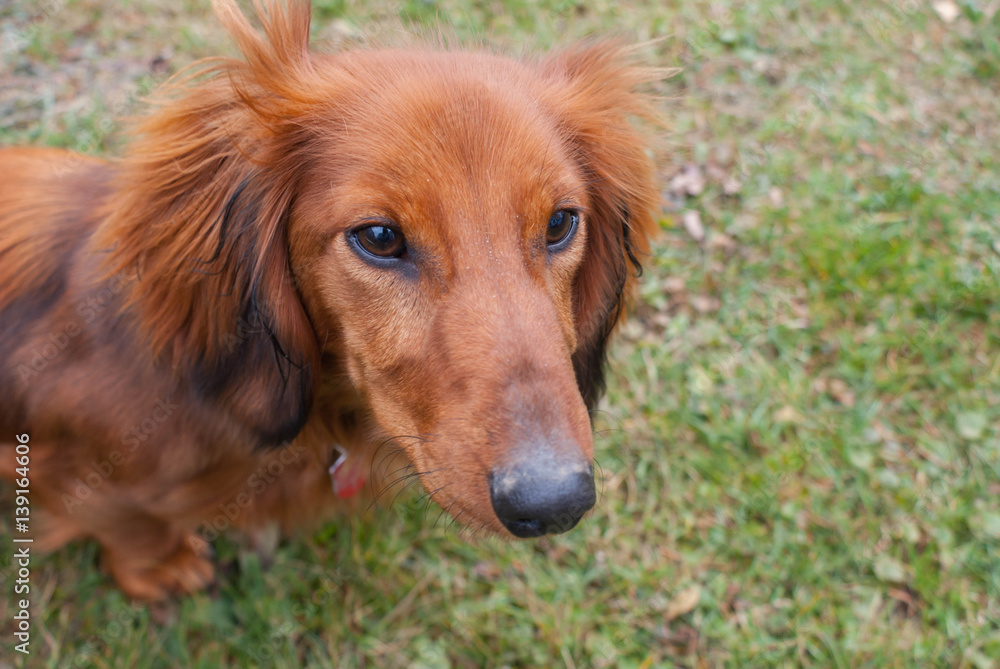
[542, 43, 663, 410]
[98, 0, 327, 446]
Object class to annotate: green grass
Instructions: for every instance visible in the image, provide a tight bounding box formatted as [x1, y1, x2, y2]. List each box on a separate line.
[2, 0, 999, 666]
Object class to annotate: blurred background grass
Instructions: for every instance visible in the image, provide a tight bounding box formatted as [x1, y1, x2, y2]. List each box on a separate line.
[1, 0, 998, 667]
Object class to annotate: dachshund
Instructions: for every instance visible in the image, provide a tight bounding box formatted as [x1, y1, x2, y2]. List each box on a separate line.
[0, 0, 660, 600]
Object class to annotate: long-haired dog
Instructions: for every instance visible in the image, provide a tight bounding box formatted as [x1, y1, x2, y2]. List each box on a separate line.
[0, 0, 659, 599]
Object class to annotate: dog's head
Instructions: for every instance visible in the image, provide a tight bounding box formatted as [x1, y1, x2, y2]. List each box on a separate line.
[104, 0, 660, 538]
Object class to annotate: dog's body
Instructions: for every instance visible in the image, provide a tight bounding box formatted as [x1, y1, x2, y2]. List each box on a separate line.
[0, 0, 659, 599]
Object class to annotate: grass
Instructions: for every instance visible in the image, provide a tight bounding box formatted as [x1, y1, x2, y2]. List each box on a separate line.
[1, 0, 999, 666]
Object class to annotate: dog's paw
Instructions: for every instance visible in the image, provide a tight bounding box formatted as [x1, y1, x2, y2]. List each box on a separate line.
[104, 534, 215, 601]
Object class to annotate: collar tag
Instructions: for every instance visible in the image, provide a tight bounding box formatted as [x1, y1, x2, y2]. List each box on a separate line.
[329, 445, 367, 499]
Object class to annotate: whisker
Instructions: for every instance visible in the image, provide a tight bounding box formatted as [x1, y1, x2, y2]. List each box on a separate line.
[367, 467, 418, 512]
[376, 465, 450, 511]
[446, 507, 468, 535]
[369, 434, 429, 482]
[422, 483, 450, 505]
[383, 460, 417, 482]
[387, 474, 424, 510]
[434, 494, 458, 529]
[363, 434, 433, 508]
[592, 456, 609, 506]
[372, 446, 407, 483]
[588, 408, 625, 432]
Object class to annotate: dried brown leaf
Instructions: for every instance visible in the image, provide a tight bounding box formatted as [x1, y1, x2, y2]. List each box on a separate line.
[682, 209, 705, 242]
[933, 0, 960, 23]
[665, 585, 701, 621]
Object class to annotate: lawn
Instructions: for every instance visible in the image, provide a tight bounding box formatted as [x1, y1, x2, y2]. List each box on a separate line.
[1, 0, 998, 667]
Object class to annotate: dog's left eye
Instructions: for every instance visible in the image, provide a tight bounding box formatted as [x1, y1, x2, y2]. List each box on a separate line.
[352, 224, 407, 260]
[546, 209, 579, 250]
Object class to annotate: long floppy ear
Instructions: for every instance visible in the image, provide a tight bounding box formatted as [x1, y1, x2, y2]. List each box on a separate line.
[96, 0, 328, 447]
[543, 42, 663, 410]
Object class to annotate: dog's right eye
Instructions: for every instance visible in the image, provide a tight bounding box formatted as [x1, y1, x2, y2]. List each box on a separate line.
[351, 224, 407, 260]
[546, 209, 579, 251]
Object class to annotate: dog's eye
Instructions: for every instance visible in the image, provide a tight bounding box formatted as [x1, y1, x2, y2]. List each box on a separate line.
[352, 224, 407, 259]
[546, 209, 579, 250]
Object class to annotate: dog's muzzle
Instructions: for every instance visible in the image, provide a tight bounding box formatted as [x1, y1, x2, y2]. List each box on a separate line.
[488, 455, 596, 538]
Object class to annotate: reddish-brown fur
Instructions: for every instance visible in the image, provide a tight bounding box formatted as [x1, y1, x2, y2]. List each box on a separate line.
[0, 0, 659, 599]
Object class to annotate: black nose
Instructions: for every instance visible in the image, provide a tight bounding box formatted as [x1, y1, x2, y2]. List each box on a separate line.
[489, 459, 596, 538]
